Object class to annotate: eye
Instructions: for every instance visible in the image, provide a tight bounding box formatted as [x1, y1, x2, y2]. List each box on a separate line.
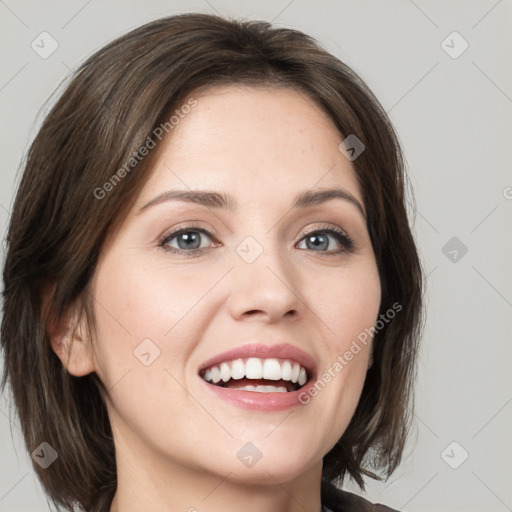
[159, 224, 356, 257]
[159, 226, 217, 256]
[296, 225, 355, 254]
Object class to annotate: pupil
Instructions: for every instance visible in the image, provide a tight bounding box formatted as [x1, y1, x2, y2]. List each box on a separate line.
[178, 232, 200, 250]
[308, 234, 328, 251]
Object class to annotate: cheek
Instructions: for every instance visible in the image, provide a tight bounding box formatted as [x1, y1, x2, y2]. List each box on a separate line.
[88, 255, 180, 380]
[94, 250, 195, 332]
[311, 259, 381, 354]
[87, 254, 209, 440]
[88, 249, 231, 388]
[302, 259, 380, 436]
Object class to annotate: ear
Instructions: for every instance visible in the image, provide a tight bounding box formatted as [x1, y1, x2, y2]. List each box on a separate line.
[43, 285, 96, 377]
[367, 341, 374, 370]
[367, 351, 374, 370]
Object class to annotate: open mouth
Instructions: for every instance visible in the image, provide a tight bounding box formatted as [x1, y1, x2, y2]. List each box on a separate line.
[199, 357, 311, 393]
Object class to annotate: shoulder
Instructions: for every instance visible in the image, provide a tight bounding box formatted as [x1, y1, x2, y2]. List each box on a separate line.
[321, 478, 401, 512]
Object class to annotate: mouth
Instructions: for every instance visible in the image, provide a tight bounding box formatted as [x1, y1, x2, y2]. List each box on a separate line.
[199, 357, 311, 393]
[197, 343, 317, 411]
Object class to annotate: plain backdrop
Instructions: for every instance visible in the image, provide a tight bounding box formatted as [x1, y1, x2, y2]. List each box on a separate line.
[0, 1, 511, 511]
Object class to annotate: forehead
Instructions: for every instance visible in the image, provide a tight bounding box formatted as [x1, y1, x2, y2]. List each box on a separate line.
[137, 85, 364, 210]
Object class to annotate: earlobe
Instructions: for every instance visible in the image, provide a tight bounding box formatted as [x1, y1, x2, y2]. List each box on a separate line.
[43, 288, 96, 377]
[50, 317, 96, 377]
[367, 348, 374, 370]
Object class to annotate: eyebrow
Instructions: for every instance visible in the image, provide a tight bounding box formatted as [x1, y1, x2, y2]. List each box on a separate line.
[138, 187, 366, 219]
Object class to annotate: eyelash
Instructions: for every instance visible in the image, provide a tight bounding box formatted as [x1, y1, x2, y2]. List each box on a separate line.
[158, 223, 356, 258]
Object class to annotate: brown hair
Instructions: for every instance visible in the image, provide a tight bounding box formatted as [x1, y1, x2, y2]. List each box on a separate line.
[1, 13, 424, 512]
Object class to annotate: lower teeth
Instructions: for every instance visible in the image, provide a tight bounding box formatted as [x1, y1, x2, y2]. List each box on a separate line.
[237, 385, 288, 393]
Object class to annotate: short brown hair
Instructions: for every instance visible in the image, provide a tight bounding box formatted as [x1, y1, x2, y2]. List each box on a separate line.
[1, 13, 424, 511]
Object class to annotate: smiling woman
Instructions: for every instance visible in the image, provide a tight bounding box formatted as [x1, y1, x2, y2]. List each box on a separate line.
[1, 13, 424, 512]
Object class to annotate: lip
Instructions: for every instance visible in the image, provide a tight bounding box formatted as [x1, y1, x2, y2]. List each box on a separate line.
[197, 342, 317, 412]
[200, 377, 314, 411]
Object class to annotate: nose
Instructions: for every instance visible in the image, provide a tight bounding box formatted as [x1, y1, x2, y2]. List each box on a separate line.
[227, 239, 303, 324]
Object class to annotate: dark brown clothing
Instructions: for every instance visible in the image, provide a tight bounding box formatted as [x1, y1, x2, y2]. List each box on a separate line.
[321, 479, 400, 512]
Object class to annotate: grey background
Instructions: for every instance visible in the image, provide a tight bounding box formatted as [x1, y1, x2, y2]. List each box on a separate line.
[1, 1, 511, 511]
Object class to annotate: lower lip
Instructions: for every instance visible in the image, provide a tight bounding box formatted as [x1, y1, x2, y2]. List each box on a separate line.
[199, 377, 310, 412]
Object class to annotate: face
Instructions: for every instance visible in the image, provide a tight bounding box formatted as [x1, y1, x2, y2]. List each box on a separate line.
[82, 85, 381, 485]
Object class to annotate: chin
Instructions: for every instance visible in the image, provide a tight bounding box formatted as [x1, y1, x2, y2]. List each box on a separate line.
[205, 441, 319, 485]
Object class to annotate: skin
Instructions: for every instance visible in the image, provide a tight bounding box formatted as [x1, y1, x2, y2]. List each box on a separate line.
[51, 85, 381, 512]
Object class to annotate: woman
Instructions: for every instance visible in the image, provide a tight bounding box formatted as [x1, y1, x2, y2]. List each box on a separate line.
[1, 13, 424, 512]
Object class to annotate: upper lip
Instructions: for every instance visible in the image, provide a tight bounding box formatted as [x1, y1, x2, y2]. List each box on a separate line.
[198, 342, 317, 380]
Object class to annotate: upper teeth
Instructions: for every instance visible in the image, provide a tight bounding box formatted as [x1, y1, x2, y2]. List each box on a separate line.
[202, 357, 308, 387]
